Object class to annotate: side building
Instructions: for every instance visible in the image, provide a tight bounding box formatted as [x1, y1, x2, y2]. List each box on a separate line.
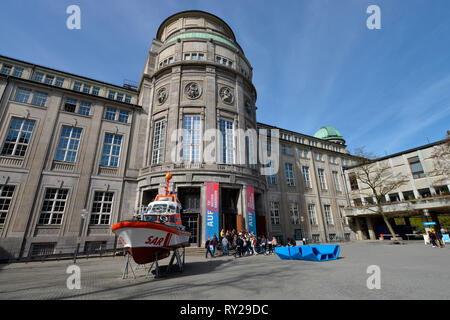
[343, 136, 450, 240]
[0, 55, 140, 259]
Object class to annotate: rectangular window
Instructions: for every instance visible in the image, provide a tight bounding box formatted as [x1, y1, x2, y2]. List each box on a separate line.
[108, 90, 116, 100]
[349, 173, 359, 190]
[191, 54, 197, 60]
[116, 92, 124, 102]
[182, 115, 201, 163]
[118, 110, 129, 123]
[0, 185, 15, 224]
[285, 163, 295, 186]
[389, 193, 400, 202]
[1, 118, 35, 157]
[302, 166, 312, 188]
[353, 198, 362, 206]
[267, 174, 277, 185]
[332, 171, 341, 192]
[78, 101, 91, 116]
[38, 188, 68, 225]
[168, 57, 174, 64]
[90, 192, 114, 225]
[55, 77, 64, 87]
[100, 133, 122, 167]
[151, 120, 166, 165]
[124, 95, 132, 103]
[54, 126, 82, 163]
[73, 82, 82, 91]
[0, 64, 12, 75]
[318, 168, 327, 190]
[44, 75, 54, 85]
[308, 204, 317, 225]
[364, 197, 374, 205]
[33, 72, 44, 82]
[270, 201, 280, 225]
[64, 98, 77, 113]
[104, 107, 117, 121]
[92, 87, 100, 96]
[13, 67, 23, 77]
[408, 157, 425, 179]
[82, 84, 91, 94]
[289, 203, 300, 225]
[198, 54, 204, 61]
[298, 149, 308, 159]
[216, 57, 221, 64]
[324, 205, 334, 225]
[184, 54, 191, 61]
[31, 92, 48, 107]
[14, 88, 32, 103]
[219, 119, 234, 164]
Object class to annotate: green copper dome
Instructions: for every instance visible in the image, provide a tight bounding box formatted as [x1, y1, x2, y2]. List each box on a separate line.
[314, 126, 345, 143]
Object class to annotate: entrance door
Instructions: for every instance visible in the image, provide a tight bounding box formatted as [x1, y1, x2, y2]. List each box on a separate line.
[178, 187, 201, 246]
[181, 214, 200, 245]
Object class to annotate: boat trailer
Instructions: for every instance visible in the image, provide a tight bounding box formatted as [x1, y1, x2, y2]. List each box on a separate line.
[121, 247, 186, 279]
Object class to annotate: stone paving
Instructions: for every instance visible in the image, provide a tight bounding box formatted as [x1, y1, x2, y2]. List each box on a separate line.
[0, 241, 449, 300]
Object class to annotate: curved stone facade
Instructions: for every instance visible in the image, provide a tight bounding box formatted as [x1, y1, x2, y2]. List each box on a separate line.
[134, 11, 266, 245]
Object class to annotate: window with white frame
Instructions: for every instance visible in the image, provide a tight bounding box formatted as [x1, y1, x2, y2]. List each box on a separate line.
[92, 87, 100, 96]
[104, 107, 129, 123]
[318, 168, 327, 190]
[219, 119, 234, 164]
[289, 202, 300, 225]
[324, 205, 334, 225]
[100, 133, 122, 167]
[44, 75, 54, 85]
[308, 203, 317, 225]
[124, 95, 132, 103]
[54, 126, 82, 163]
[182, 115, 201, 163]
[0, 185, 15, 224]
[285, 163, 295, 186]
[55, 77, 64, 87]
[38, 188, 68, 225]
[13, 67, 23, 77]
[31, 92, 48, 107]
[0, 64, 12, 75]
[73, 82, 82, 91]
[1, 118, 35, 157]
[270, 201, 280, 225]
[151, 119, 166, 165]
[302, 166, 312, 188]
[33, 72, 44, 82]
[108, 90, 116, 100]
[63, 99, 91, 116]
[332, 171, 341, 192]
[82, 84, 91, 94]
[14, 88, 32, 103]
[78, 101, 91, 116]
[298, 148, 308, 159]
[90, 191, 114, 225]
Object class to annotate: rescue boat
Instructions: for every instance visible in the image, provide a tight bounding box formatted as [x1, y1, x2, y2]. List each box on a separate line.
[112, 172, 191, 265]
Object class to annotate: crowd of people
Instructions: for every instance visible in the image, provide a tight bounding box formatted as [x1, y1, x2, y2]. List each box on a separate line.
[427, 229, 447, 248]
[204, 229, 298, 258]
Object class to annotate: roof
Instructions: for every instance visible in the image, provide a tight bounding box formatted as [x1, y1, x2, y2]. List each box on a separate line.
[314, 126, 345, 141]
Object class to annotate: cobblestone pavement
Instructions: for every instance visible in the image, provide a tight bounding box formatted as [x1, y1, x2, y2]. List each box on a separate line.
[0, 241, 449, 300]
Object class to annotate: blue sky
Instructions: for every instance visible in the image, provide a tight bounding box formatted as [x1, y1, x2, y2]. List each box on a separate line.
[1, 0, 449, 157]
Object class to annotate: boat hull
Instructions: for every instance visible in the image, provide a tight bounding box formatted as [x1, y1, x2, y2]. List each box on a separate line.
[112, 221, 191, 264]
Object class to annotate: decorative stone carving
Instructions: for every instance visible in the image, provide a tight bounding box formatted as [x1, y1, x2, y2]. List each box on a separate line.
[219, 87, 234, 104]
[184, 82, 202, 100]
[157, 87, 168, 105]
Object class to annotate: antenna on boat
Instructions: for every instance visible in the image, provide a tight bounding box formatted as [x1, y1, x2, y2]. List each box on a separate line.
[165, 169, 172, 196]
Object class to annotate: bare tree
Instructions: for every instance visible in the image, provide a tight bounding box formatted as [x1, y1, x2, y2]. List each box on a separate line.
[429, 131, 450, 189]
[351, 148, 410, 241]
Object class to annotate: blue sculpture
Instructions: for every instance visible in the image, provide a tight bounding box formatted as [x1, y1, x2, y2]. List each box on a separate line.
[275, 245, 340, 261]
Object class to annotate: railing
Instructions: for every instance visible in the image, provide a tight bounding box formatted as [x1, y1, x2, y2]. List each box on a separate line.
[0, 156, 24, 167]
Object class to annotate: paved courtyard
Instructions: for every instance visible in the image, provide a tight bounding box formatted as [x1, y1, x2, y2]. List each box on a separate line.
[0, 241, 449, 300]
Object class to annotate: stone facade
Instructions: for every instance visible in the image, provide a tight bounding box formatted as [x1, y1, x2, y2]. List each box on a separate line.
[0, 10, 362, 260]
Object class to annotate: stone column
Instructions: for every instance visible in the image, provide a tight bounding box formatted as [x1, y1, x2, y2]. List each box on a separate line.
[355, 217, 365, 241]
[366, 216, 377, 240]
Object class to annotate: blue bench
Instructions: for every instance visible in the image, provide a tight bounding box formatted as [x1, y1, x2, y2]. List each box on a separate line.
[275, 245, 340, 261]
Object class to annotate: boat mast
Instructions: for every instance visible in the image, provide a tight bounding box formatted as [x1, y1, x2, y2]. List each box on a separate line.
[165, 170, 172, 196]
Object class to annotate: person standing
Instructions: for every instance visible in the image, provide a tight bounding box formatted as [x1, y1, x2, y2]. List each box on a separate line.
[222, 235, 229, 256]
[205, 237, 214, 258]
[428, 231, 438, 248]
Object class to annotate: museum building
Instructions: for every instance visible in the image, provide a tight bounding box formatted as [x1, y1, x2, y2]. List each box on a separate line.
[0, 10, 361, 260]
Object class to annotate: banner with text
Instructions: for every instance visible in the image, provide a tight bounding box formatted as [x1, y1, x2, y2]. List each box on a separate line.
[246, 186, 257, 237]
[205, 183, 219, 241]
